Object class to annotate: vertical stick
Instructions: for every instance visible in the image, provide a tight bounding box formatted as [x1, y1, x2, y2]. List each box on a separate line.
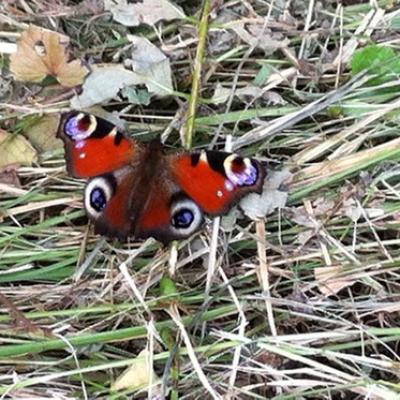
[183, 0, 212, 149]
[256, 219, 277, 336]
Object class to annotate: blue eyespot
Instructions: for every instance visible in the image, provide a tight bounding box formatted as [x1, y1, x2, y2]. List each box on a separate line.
[65, 114, 92, 141]
[172, 209, 194, 228]
[90, 188, 107, 212]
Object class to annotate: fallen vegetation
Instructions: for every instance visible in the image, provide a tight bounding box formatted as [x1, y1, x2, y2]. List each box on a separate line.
[0, 0, 400, 399]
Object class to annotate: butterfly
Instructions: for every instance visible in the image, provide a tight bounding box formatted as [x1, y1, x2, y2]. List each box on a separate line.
[57, 112, 266, 244]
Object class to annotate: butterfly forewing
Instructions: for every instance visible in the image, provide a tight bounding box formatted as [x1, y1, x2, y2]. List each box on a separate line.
[170, 151, 265, 215]
[57, 112, 140, 178]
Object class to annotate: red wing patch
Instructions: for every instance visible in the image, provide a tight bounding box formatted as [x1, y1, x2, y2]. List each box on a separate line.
[171, 152, 265, 215]
[91, 173, 135, 240]
[171, 154, 238, 215]
[66, 136, 135, 178]
[135, 189, 172, 243]
[58, 112, 137, 178]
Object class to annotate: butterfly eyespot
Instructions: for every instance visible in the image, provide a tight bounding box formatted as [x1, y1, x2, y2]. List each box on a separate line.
[224, 155, 259, 187]
[84, 176, 114, 218]
[64, 113, 97, 141]
[169, 197, 204, 237]
[90, 187, 107, 212]
[172, 208, 194, 228]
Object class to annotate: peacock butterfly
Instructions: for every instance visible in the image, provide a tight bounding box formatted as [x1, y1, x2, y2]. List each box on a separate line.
[58, 112, 266, 243]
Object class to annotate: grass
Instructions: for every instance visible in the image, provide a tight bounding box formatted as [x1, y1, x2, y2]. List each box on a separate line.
[1, 0, 400, 399]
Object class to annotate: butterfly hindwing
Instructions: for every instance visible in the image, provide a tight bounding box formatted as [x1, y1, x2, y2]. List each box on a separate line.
[136, 187, 204, 244]
[170, 151, 265, 216]
[57, 112, 139, 178]
[84, 167, 138, 240]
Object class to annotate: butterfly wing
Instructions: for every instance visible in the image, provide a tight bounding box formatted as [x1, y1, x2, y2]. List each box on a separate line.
[58, 112, 145, 239]
[135, 188, 204, 244]
[130, 154, 204, 243]
[84, 167, 141, 240]
[57, 112, 139, 178]
[170, 151, 265, 215]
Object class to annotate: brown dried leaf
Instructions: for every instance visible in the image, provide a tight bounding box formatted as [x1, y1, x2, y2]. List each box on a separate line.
[288, 207, 315, 228]
[23, 114, 63, 152]
[232, 21, 290, 55]
[0, 165, 21, 187]
[0, 292, 53, 338]
[240, 168, 292, 220]
[314, 265, 357, 296]
[10, 25, 89, 87]
[112, 349, 160, 392]
[212, 83, 285, 105]
[0, 129, 38, 168]
[104, 0, 185, 27]
[342, 197, 385, 222]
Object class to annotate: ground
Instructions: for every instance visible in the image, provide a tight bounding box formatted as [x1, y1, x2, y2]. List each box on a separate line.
[0, 0, 400, 399]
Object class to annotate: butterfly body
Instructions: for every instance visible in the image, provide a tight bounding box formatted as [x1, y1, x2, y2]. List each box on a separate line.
[58, 112, 265, 243]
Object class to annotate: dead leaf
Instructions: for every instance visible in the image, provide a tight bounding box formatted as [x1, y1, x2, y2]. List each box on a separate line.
[23, 114, 62, 152]
[297, 59, 320, 80]
[10, 25, 89, 87]
[297, 229, 314, 245]
[221, 207, 243, 232]
[313, 197, 336, 216]
[0, 74, 12, 101]
[104, 0, 185, 27]
[240, 168, 292, 220]
[0, 165, 21, 187]
[212, 83, 285, 105]
[343, 198, 385, 222]
[112, 349, 160, 392]
[121, 86, 151, 105]
[72, 37, 173, 108]
[232, 21, 290, 55]
[287, 198, 335, 232]
[0, 129, 38, 168]
[208, 30, 237, 55]
[127, 35, 173, 96]
[71, 66, 138, 108]
[287, 207, 318, 229]
[286, 287, 314, 314]
[314, 265, 357, 295]
[0, 291, 53, 338]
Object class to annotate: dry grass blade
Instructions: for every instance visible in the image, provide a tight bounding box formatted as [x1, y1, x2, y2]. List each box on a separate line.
[232, 71, 370, 149]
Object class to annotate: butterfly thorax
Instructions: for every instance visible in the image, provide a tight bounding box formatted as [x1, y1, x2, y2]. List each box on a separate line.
[129, 141, 169, 234]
